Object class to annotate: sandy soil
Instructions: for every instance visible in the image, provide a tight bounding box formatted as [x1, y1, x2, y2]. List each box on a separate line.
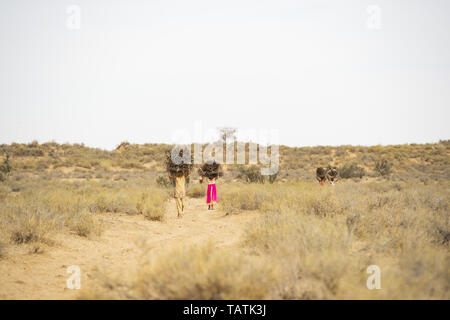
[0, 198, 255, 300]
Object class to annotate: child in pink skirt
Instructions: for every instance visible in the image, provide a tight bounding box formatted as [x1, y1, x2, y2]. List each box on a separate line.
[206, 177, 218, 210]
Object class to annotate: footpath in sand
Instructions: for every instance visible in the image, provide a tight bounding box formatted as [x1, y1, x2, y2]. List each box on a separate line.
[0, 198, 256, 299]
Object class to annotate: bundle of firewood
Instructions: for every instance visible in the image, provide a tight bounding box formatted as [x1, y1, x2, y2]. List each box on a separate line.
[165, 149, 192, 177]
[198, 160, 223, 180]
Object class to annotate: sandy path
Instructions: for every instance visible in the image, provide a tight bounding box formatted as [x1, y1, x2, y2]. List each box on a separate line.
[0, 198, 255, 300]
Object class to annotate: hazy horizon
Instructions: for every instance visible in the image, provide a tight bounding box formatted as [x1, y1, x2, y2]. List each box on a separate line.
[1, 0, 449, 150]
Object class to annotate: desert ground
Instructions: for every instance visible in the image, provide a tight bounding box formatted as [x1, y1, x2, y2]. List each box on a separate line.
[0, 141, 449, 299]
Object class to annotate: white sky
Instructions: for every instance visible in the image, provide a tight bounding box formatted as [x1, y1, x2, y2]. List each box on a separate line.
[1, 0, 449, 150]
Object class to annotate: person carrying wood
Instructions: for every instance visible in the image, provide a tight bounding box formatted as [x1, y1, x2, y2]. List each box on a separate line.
[166, 148, 192, 218]
[169, 171, 186, 218]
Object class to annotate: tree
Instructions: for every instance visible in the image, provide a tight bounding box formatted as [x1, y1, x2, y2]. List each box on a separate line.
[218, 127, 237, 143]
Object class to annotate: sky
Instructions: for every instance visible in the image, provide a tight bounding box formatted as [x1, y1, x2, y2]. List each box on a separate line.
[0, 0, 449, 150]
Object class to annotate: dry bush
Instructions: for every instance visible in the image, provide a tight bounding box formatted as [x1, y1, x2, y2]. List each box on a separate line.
[66, 210, 103, 237]
[136, 188, 169, 221]
[375, 158, 393, 176]
[237, 165, 265, 183]
[339, 162, 366, 179]
[80, 243, 278, 299]
[4, 207, 62, 245]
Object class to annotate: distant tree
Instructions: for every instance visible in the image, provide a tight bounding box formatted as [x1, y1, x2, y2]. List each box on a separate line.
[218, 127, 237, 143]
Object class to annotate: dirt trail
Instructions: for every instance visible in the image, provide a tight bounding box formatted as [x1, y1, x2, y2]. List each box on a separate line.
[0, 198, 256, 300]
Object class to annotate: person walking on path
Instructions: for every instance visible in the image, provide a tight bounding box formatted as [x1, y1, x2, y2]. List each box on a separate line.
[206, 176, 218, 210]
[169, 172, 186, 218]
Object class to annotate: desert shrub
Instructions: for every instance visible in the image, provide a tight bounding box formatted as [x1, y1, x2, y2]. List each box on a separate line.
[5, 208, 61, 244]
[375, 158, 393, 176]
[66, 210, 103, 237]
[0, 154, 12, 176]
[136, 188, 168, 221]
[339, 162, 365, 179]
[237, 165, 265, 183]
[156, 175, 172, 188]
[303, 194, 344, 218]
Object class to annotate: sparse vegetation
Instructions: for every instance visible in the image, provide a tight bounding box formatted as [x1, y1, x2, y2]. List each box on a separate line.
[375, 158, 393, 176]
[237, 165, 265, 183]
[81, 243, 277, 299]
[137, 189, 169, 221]
[187, 183, 206, 198]
[0, 141, 448, 299]
[156, 175, 172, 188]
[339, 162, 366, 179]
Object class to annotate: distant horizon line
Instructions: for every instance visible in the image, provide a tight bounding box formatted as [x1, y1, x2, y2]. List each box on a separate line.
[1, 138, 448, 152]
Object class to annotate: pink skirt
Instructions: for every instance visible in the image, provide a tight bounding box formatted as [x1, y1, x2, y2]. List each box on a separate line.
[206, 184, 218, 204]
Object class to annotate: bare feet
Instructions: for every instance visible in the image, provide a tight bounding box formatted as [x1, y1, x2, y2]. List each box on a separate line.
[177, 214, 183, 219]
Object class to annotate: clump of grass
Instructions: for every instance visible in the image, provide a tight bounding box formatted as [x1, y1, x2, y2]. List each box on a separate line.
[7, 208, 61, 245]
[66, 210, 103, 237]
[137, 188, 169, 221]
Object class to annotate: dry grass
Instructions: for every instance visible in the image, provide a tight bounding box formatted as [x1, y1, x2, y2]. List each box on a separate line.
[186, 183, 206, 198]
[80, 242, 279, 300]
[137, 188, 169, 221]
[81, 179, 449, 300]
[224, 180, 450, 299]
[0, 141, 448, 299]
[0, 179, 169, 245]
